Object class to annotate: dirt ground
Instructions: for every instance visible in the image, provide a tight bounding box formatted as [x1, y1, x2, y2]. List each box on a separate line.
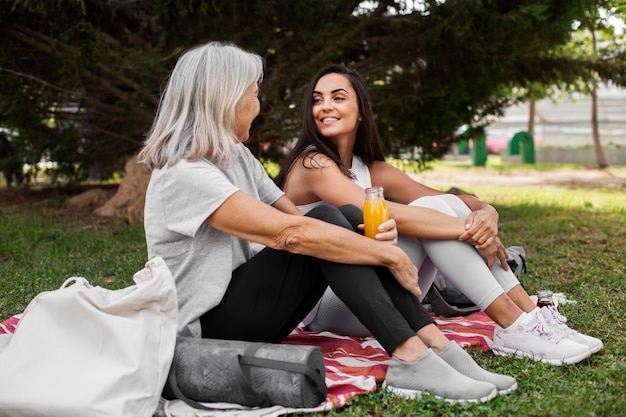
[408, 166, 626, 190]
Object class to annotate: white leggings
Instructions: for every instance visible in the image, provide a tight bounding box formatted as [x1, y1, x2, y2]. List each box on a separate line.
[305, 194, 521, 337]
[400, 194, 519, 309]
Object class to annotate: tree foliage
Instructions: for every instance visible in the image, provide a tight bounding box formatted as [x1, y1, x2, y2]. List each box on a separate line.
[0, 0, 624, 183]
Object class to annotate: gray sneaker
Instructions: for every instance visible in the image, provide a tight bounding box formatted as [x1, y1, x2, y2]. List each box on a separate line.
[383, 349, 497, 404]
[437, 341, 517, 395]
[491, 310, 592, 365]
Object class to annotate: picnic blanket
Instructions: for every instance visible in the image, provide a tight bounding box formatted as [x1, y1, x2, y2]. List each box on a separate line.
[0, 312, 496, 416]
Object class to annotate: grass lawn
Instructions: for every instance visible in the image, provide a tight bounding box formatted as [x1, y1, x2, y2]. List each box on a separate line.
[0, 164, 624, 417]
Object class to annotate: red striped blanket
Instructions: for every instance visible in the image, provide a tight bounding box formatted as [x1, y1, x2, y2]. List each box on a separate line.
[0, 315, 19, 335]
[1, 312, 495, 414]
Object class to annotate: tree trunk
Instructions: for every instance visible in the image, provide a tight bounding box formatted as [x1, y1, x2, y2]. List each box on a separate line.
[528, 88, 536, 138]
[590, 30, 608, 169]
[590, 82, 608, 169]
[94, 155, 151, 225]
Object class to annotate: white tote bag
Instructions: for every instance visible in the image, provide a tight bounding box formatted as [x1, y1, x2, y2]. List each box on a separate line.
[0, 257, 178, 417]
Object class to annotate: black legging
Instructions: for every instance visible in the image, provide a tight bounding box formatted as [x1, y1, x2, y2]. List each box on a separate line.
[200, 204, 435, 354]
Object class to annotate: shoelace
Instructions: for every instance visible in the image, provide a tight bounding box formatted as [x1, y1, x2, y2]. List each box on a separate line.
[544, 305, 568, 324]
[542, 306, 579, 336]
[522, 313, 565, 343]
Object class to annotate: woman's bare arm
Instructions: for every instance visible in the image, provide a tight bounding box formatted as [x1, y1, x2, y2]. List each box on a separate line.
[205, 191, 422, 299]
[283, 155, 468, 240]
[370, 161, 500, 248]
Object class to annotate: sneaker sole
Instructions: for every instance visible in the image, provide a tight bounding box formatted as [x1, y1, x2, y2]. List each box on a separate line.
[497, 381, 518, 395]
[382, 382, 497, 404]
[491, 345, 593, 365]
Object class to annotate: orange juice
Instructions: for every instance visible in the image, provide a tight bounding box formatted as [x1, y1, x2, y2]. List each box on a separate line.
[364, 189, 389, 239]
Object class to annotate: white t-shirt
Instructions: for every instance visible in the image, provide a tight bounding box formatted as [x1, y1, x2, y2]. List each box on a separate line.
[144, 143, 284, 337]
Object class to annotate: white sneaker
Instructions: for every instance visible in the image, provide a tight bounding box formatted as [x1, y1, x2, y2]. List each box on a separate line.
[539, 305, 604, 354]
[491, 310, 592, 365]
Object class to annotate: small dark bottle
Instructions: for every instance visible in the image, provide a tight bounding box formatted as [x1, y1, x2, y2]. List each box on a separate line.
[536, 290, 554, 308]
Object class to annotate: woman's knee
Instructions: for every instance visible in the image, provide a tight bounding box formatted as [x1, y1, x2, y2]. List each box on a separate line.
[437, 194, 471, 216]
[306, 203, 355, 230]
[409, 195, 456, 216]
[338, 204, 363, 230]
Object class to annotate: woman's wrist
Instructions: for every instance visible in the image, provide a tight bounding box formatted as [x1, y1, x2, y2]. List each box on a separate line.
[381, 244, 405, 269]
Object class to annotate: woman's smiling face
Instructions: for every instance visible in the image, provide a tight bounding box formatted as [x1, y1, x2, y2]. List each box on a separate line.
[312, 73, 361, 143]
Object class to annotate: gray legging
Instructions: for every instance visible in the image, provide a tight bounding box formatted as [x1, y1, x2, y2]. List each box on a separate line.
[305, 194, 520, 337]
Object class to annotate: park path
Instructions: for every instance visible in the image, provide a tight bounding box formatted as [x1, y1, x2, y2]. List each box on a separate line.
[408, 166, 626, 190]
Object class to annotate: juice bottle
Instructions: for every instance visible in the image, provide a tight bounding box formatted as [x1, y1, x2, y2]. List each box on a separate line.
[363, 186, 389, 239]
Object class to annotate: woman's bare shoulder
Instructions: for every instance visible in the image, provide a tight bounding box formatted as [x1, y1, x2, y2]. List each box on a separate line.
[299, 151, 335, 170]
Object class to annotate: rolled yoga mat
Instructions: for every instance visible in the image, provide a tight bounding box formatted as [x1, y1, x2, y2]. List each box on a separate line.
[168, 337, 327, 408]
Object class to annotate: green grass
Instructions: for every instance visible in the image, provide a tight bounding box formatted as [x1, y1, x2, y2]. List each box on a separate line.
[0, 195, 147, 315]
[1, 171, 625, 417]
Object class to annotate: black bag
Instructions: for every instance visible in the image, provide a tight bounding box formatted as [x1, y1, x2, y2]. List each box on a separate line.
[165, 337, 327, 410]
[422, 246, 527, 317]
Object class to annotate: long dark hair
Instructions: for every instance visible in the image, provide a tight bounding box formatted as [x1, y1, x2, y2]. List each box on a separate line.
[274, 64, 385, 188]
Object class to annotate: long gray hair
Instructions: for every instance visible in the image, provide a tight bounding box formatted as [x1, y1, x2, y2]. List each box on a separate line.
[139, 41, 264, 169]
